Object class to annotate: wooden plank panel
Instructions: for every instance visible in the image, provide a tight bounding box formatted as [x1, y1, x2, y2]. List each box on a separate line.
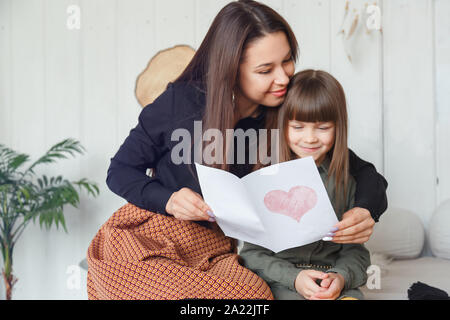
[115, 0, 156, 156]
[8, 0, 87, 300]
[383, 0, 435, 227]
[80, 0, 123, 241]
[284, 0, 331, 71]
[39, 0, 85, 299]
[0, 0, 12, 300]
[195, 0, 229, 49]
[261, 0, 284, 14]
[330, 0, 384, 173]
[0, 0, 12, 147]
[435, 0, 450, 206]
[9, 0, 46, 155]
[8, 0, 47, 299]
[155, 0, 195, 49]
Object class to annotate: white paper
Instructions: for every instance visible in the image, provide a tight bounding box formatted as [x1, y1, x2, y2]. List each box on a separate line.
[195, 157, 339, 253]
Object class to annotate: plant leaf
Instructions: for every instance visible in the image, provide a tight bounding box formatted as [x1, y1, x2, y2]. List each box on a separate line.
[24, 139, 85, 174]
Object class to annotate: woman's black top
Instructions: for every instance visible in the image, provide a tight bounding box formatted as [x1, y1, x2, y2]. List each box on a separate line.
[107, 81, 388, 227]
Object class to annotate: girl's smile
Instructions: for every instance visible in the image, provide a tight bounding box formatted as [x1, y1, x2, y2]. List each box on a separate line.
[299, 146, 321, 153]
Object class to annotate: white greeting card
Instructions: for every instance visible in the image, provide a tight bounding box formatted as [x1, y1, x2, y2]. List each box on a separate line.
[195, 157, 338, 253]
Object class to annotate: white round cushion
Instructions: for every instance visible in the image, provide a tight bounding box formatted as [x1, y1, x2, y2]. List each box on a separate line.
[429, 199, 450, 260]
[365, 207, 425, 259]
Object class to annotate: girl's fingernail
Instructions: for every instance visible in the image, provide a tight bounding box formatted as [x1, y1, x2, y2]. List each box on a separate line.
[207, 210, 215, 217]
[326, 232, 336, 237]
[322, 237, 333, 242]
[330, 227, 339, 232]
[208, 217, 216, 222]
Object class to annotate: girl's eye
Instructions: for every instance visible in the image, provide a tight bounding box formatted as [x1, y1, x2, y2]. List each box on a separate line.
[319, 127, 330, 130]
[294, 126, 303, 129]
[283, 57, 293, 63]
[259, 70, 271, 75]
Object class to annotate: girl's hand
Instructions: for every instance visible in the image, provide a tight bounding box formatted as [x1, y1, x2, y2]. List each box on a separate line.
[294, 270, 329, 300]
[310, 272, 345, 300]
[331, 207, 375, 244]
[165, 188, 215, 222]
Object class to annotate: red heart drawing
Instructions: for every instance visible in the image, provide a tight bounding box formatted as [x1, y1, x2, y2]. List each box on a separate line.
[264, 186, 317, 222]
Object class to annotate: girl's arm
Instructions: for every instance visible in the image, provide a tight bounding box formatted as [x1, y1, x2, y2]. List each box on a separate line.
[239, 242, 300, 291]
[348, 149, 388, 222]
[328, 178, 371, 291]
[106, 85, 176, 215]
[326, 243, 371, 291]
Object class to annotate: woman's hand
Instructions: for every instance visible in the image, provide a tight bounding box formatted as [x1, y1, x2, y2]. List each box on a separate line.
[165, 188, 215, 222]
[331, 207, 375, 244]
[310, 272, 345, 300]
[294, 270, 329, 300]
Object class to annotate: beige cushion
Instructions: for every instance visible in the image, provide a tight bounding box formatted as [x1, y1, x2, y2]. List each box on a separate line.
[366, 207, 425, 259]
[429, 199, 450, 260]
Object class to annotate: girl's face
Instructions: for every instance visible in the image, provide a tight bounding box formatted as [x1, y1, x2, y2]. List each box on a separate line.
[287, 120, 336, 165]
[237, 31, 295, 111]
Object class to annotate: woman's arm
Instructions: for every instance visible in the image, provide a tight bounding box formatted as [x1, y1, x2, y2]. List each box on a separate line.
[348, 149, 388, 222]
[106, 86, 175, 215]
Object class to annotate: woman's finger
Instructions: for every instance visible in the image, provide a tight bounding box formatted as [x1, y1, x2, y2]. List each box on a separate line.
[333, 207, 370, 231]
[170, 204, 194, 221]
[332, 235, 371, 244]
[172, 197, 209, 221]
[333, 219, 374, 238]
[176, 190, 209, 219]
[187, 198, 210, 220]
[185, 191, 213, 219]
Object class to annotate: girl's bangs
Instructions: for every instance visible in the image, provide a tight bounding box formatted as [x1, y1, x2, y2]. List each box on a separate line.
[287, 86, 338, 123]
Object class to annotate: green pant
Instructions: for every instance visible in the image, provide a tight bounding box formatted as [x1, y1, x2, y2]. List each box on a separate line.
[270, 284, 365, 300]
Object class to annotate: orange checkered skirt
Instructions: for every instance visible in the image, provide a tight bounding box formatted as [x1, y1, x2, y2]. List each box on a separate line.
[86, 203, 274, 300]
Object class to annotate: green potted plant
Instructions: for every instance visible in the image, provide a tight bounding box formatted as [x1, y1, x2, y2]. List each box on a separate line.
[0, 139, 99, 300]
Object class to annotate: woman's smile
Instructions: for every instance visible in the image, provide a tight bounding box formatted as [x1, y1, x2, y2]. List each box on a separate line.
[270, 88, 287, 97]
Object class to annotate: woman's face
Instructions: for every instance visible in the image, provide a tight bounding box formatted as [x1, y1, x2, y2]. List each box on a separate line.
[287, 120, 336, 165]
[237, 31, 295, 111]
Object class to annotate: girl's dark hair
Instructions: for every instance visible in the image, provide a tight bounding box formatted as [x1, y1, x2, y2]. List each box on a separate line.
[175, 0, 299, 171]
[277, 70, 350, 206]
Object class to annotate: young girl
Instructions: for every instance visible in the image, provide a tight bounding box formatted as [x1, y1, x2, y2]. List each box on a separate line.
[239, 70, 371, 300]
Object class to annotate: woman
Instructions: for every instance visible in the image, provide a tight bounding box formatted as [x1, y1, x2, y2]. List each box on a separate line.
[87, 0, 387, 300]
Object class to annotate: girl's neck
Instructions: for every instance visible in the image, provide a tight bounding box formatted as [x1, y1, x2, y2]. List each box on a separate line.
[295, 155, 327, 167]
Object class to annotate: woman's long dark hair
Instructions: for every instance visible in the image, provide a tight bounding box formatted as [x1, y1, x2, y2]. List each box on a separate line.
[174, 0, 299, 172]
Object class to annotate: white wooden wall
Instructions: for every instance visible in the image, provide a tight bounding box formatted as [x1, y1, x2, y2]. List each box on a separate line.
[0, 0, 448, 300]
